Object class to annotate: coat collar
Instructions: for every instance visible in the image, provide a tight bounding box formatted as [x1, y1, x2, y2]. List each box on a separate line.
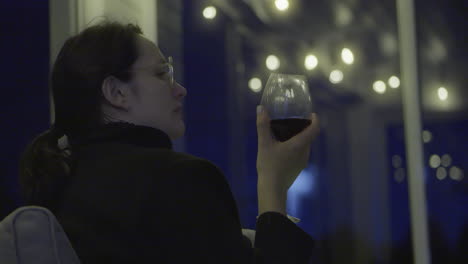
[69, 122, 173, 150]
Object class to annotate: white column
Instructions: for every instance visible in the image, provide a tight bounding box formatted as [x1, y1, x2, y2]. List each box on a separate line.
[76, 0, 157, 43]
[396, 0, 431, 263]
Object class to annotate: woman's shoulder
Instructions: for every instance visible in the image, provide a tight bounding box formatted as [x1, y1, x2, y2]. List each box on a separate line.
[126, 147, 231, 199]
[134, 146, 220, 172]
[77, 142, 215, 168]
[85, 143, 225, 182]
[72, 143, 229, 198]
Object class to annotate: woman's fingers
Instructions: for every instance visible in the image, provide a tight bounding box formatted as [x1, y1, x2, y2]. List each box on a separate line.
[256, 105, 273, 146]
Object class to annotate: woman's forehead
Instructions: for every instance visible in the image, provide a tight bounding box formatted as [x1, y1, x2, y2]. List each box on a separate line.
[134, 36, 165, 68]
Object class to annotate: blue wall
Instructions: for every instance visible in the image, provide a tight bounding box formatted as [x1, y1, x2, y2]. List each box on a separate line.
[387, 120, 468, 262]
[0, 0, 50, 218]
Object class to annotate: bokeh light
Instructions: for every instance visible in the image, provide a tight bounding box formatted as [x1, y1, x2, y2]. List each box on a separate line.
[373, 80, 386, 94]
[429, 154, 441, 168]
[388, 76, 400, 88]
[248, 77, 262, 93]
[449, 166, 464, 181]
[422, 130, 432, 143]
[440, 154, 452, 167]
[329, 70, 343, 84]
[436, 167, 447, 180]
[437, 87, 448, 101]
[202, 6, 217, 20]
[304, 54, 318, 70]
[266, 55, 280, 70]
[341, 48, 354, 65]
[275, 0, 290, 11]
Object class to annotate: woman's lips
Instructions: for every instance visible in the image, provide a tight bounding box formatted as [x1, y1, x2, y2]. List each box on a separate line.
[173, 106, 183, 113]
[173, 106, 184, 120]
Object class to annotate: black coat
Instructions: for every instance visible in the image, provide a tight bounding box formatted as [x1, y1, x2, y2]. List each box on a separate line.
[54, 123, 314, 263]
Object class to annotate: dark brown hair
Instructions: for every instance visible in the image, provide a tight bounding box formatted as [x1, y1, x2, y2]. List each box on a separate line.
[19, 21, 142, 210]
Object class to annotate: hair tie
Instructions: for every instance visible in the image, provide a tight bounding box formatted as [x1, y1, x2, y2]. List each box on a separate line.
[50, 124, 70, 151]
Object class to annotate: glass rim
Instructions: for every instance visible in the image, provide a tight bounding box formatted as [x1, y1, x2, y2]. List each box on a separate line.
[268, 73, 307, 79]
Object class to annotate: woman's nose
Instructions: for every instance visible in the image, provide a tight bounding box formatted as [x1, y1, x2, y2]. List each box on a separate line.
[173, 82, 187, 99]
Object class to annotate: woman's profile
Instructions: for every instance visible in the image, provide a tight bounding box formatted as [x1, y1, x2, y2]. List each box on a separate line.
[19, 21, 320, 263]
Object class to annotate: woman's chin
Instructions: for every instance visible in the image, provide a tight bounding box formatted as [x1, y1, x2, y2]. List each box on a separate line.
[169, 122, 185, 140]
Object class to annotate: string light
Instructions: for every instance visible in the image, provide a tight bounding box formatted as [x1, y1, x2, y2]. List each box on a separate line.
[248, 77, 262, 93]
[329, 70, 343, 84]
[275, 0, 289, 11]
[388, 76, 400, 88]
[438, 87, 448, 101]
[341, 48, 354, 65]
[429, 154, 441, 168]
[304, 54, 318, 70]
[449, 166, 464, 181]
[422, 130, 432, 143]
[440, 154, 452, 167]
[373, 80, 386, 94]
[436, 167, 447, 180]
[266, 55, 280, 70]
[203, 6, 217, 19]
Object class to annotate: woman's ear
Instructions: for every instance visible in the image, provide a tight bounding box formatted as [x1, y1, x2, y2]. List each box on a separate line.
[101, 76, 131, 111]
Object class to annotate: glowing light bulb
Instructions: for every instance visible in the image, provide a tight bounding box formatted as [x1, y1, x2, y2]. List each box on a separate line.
[248, 78, 262, 93]
[436, 167, 447, 180]
[422, 130, 432, 143]
[275, 0, 289, 11]
[304, 54, 318, 70]
[266, 55, 280, 70]
[449, 166, 464, 181]
[388, 76, 400, 88]
[441, 154, 452, 167]
[329, 70, 343, 84]
[203, 6, 217, 19]
[341, 48, 354, 65]
[373, 80, 386, 94]
[429, 154, 441, 168]
[438, 87, 448, 101]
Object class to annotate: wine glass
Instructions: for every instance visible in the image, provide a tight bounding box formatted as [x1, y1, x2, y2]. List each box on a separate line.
[260, 73, 313, 142]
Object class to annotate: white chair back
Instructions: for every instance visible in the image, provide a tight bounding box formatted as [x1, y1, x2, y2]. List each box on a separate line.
[0, 206, 80, 264]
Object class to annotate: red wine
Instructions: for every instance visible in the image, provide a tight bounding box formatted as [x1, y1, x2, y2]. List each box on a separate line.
[270, 118, 312, 142]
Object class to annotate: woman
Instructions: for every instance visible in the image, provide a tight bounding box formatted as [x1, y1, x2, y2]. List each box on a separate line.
[19, 21, 320, 263]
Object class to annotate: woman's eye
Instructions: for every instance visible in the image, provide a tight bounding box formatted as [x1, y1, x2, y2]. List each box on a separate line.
[155, 66, 169, 75]
[155, 70, 168, 77]
[155, 72, 171, 81]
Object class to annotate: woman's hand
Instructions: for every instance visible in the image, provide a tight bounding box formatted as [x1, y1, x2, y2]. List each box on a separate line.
[256, 105, 320, 215]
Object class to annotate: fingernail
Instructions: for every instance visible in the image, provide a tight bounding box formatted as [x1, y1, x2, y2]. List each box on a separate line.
[256, 105, 263, 115]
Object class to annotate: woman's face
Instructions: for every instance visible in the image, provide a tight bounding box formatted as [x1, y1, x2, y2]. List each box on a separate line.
[125, 36, 187, 140]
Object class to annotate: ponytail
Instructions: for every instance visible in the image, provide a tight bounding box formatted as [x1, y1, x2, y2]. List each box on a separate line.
[19, 126, 72, 210]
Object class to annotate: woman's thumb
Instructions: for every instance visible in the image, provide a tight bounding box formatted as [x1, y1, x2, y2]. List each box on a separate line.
[256, 105, 273, 145]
